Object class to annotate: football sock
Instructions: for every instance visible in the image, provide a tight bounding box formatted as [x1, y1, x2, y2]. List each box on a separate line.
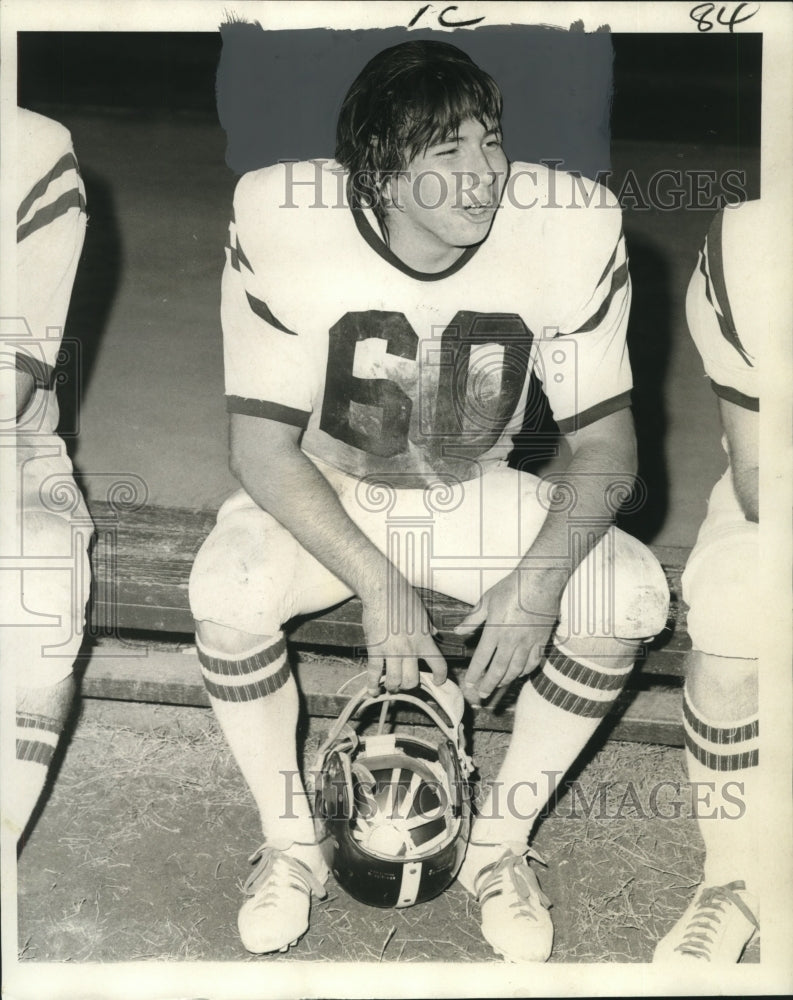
[197, 632, 324, 874]
[463, 639, 636, 881]
[682, 685, 759, 896]
[8, 711, 63, 841]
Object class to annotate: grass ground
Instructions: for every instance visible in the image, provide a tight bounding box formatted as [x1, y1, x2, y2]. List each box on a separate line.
[15, 678, 760, 969]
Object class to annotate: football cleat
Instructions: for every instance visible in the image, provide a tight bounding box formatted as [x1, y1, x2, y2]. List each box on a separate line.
[237, 844, 327, 954]
[312, 672, 473, 908]
[653, 880, 759, 963]
[460, 843, 553, 962]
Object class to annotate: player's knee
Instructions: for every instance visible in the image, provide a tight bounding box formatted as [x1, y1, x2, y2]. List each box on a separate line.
[194, 619, 274, 658]
[683, 533, 757, 659]
[559, 529, 669, 643]
[189, 512, 294, 637]
[609, 531, 669, 639]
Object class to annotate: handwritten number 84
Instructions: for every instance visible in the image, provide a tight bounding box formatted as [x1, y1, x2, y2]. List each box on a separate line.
[689, 2, 759, 32]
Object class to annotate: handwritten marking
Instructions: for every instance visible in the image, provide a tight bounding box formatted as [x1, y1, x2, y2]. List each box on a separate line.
[409, 4, 487, 28]
[689, 2, 760, 32]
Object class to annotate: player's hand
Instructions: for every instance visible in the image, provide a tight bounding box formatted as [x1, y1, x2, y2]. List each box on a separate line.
[454, 569, 562, 704]
[361, 579, 447, 695]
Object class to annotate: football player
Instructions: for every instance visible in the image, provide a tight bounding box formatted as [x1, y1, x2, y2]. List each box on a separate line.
[5, 109, 92, 846]
[654, 199, 768, 963]
[190, 39, 669, 960]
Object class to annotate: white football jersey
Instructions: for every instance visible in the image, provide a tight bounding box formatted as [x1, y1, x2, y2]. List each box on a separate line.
[686, 200, 766, 412]
[222, 159, 632, 483]
[14, 108, 87, 437]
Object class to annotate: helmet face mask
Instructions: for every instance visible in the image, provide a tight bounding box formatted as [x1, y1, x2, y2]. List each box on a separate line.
[313, 675, 473, 908]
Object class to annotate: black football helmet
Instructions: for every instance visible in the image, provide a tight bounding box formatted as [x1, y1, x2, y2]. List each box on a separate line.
[312, 673, 473, 908]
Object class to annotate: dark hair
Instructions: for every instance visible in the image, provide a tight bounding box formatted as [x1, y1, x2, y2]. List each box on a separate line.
[336, 40, 503, 221]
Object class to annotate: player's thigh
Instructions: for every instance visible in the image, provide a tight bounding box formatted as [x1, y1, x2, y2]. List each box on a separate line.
[188, 489, 353, 637]
[324, 463, 549, 605]
[324, 462, 669, 638]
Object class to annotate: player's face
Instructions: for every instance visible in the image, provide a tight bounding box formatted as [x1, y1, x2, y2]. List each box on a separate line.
[384, 117, 508, 272]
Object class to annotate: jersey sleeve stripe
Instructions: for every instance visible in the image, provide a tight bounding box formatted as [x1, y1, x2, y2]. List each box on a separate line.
[17, 188, 86, 243]
[17, 152, 80, 223]
[699, 214, 752, 367]
[568, 261, 629, 335]
[594, 239, 619, 290]
[226, 237, 254, 275]
[710, 380, 759, 411]
[15, 350, 55, 387]
[226, 395, 311, 427]
[555, 389, 632, 434]
[235, 238, 253, 273]
[245, 292, 297, 336]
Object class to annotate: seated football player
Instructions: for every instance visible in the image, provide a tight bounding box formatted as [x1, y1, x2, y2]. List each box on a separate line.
[190, 39, 669, 961]
[6, 109, 92, 847]
[654, 199, 767, 963]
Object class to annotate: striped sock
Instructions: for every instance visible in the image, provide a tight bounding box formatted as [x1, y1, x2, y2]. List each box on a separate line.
[529, 642, 633, 721]
[467, 641, 635, 854]
[9, 712, 62, 840]
[196, 633, 323, 871]
[682, 688, 759, 893]
[197, 634, 292, 703]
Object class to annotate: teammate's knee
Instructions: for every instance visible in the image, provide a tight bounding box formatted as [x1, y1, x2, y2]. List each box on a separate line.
[683, 534, 757, 660]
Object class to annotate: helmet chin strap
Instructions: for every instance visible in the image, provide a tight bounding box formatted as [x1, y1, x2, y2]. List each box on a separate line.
[314, 671, 471, 776]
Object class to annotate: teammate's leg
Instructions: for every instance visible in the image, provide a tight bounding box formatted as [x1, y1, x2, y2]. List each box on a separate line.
[6, 509, 91, 845]
[654, 507, 759, 962]
[10, 677, 75, 842]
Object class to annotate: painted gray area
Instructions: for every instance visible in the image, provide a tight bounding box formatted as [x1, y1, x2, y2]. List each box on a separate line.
[216, 24, 613, 178]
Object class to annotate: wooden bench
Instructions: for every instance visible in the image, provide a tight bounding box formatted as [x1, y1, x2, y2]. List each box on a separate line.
[79, 499, 692, 746]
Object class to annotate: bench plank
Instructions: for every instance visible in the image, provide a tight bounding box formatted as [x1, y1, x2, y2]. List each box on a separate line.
[79, 644, 685, 746]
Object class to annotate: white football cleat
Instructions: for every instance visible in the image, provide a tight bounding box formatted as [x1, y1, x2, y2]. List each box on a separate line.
[460, 844, 553, 962]
[653, 880, 759, 963]
[237, 844, 328, 954]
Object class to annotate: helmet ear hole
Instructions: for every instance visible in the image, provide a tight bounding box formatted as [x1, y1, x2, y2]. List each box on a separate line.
[318, 750, 355, 821]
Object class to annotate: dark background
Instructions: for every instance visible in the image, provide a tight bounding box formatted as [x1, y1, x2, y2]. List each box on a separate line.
[19, 30, 761, 160]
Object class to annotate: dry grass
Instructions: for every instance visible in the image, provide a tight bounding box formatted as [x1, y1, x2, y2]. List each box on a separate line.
[16, 695, 759, 964]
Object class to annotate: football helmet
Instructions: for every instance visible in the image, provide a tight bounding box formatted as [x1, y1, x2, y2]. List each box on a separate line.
[312, 673, 473, 908]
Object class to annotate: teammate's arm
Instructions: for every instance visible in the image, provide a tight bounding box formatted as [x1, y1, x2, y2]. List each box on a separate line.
[458, 407, 637, 701]
[16, 369, 35, 419]
[229, 412, 446, 693]
[718, 397, 758, 523]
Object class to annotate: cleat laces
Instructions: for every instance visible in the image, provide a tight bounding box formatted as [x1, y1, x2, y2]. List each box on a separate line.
[243, 844, 327, 906]
[476, 846, 551, 918]
[673, 881, 759, 960]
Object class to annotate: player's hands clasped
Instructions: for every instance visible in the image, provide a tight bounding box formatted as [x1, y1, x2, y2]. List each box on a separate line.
[361, 577, 447, 695]
[455, 568, 564, 704]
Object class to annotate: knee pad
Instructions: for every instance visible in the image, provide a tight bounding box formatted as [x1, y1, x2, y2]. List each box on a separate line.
[682, 523, 758, 659]
[559, 528, 670, 642]
[8, 511, 91, 687]
[189, 502, 298, 637]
